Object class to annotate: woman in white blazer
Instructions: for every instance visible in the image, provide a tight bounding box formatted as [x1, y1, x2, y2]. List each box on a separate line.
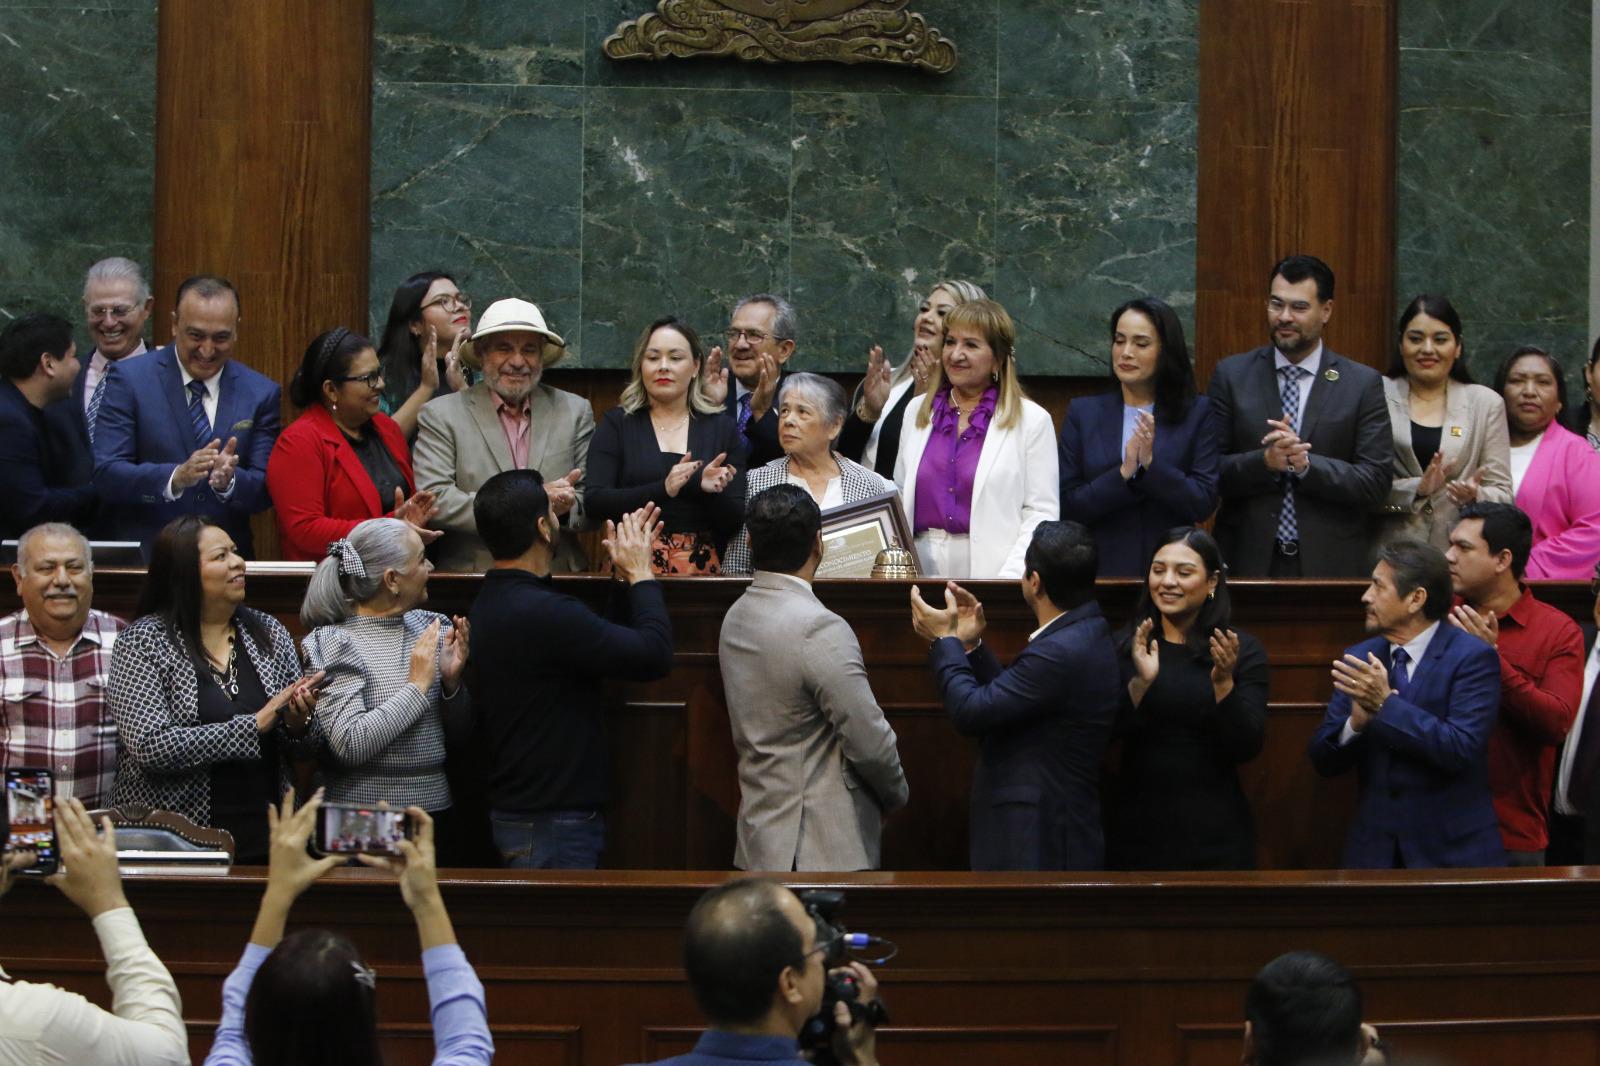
[894, 298, 1059, 578]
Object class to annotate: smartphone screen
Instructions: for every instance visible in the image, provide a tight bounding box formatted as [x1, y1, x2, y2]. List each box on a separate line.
[4, 768, 58, 875]
[314, 803, 412, 857]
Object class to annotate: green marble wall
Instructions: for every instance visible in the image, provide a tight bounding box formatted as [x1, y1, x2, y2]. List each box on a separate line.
[1397, 0, 1592, 386]
[0, 0, 157, 327]
[371, 0, 1199, 374]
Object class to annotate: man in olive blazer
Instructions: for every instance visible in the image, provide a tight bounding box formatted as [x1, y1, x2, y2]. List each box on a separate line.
[413, 298, 592, 573]
[1209, 256, 1393, 577]
[719, 485, 909, 871]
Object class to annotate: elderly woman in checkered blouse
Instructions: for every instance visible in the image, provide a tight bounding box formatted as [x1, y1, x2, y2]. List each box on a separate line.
[108, 516, 323, 863]
[299, 517, 471, 862]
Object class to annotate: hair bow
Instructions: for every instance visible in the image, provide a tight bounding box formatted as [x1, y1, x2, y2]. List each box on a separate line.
[327, 538, 367, 579]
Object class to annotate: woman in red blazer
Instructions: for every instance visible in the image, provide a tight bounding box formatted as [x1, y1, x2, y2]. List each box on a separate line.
[267, 328, 437, 560]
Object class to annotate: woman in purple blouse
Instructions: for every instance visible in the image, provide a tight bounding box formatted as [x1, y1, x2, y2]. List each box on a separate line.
[204, 790, 493, 1066]
[893, 299, 1060, 578]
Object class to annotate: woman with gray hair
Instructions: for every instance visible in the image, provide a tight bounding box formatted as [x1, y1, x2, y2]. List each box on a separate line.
[299, 517, 471, 860]
[722, 373, 896, 574]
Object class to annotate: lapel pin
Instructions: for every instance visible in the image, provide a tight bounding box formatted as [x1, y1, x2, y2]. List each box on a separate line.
[1450, 425, 1463, 437]
[1324, 368, 1339, 382]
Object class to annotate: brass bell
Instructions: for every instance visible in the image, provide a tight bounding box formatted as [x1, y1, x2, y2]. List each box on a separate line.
[870, 546, 919, 579]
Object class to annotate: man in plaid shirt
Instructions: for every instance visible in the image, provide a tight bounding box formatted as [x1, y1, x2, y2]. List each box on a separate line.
[2, 522, 125, 807]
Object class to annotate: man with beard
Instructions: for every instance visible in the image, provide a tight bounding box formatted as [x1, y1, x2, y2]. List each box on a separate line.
[1309, 540, 1504, 868]
[413, 297, 592, 572]
[1208, 255, 1393, 576]
[0, 523, 126, 809]
[466, 472, 673, 869]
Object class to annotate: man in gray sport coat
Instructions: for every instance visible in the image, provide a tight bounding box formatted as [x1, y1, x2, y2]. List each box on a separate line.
[718, 484, 909, 871]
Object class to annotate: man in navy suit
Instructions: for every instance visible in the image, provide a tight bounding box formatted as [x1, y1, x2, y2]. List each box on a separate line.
[911, 519, 1120, 870]
[1310, 539, 1505, 869]
[1208, 254, 1393, 577]
[0, 313, 99, 540]
[76, 257, 155, 451]
[700, 293, 796, 468]
[91, 275, 280, 558]
[630, 878, 884, 1066]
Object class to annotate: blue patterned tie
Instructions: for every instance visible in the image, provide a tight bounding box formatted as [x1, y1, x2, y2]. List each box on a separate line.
[1390, 647, 1411, 697]
[187, 379, 212, 448]
[86, 372, 108, 447]
[737, 391, 752, 435]
[1275, 365, 1309, 546]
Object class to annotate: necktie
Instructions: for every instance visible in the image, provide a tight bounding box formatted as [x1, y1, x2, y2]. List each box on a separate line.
[86, 372, 108, 447]
[1566, 678, 1600, 812]
[1275, 365, 1309, 545]
[1390, 647, 1411, 697]
[737, 392, 752, 435]
[187, 379, 213, 448]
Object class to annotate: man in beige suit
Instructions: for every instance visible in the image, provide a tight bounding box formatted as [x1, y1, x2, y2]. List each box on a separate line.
[414, 297, 592, 572]
[719, 484, 909, 871]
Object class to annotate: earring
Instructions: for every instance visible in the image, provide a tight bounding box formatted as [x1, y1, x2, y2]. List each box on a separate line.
[1207, 590, 1215, 600]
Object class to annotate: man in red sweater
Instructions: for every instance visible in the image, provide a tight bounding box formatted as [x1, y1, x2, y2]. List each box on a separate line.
[1446, 502, 1585, 864]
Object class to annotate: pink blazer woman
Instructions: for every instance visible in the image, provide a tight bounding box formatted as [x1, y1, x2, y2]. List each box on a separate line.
[1516, 421, 1600, 579]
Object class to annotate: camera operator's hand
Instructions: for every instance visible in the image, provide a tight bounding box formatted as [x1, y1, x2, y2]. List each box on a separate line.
[0, 849, 36, 901]
[828, 961, 881, 1066]
[47, 797, 128, 918]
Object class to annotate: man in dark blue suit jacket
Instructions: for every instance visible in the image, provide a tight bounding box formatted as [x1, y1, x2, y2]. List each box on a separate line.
[1310, 539, 1505, 869]
[91, 276, 280, 558]
[912, 520, 1119, 870]
[702, 294, 796, 469]
[0, 313, 100, 540]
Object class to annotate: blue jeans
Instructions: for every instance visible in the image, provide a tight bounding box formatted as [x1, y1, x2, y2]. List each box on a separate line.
[490, 808, 605, 870]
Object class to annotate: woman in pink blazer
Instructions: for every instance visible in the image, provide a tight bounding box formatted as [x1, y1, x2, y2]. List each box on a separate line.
[1497, 346, 1600, 579]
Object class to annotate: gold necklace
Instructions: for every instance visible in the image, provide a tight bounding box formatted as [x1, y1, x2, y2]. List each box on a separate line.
[651, 411, 689, 433]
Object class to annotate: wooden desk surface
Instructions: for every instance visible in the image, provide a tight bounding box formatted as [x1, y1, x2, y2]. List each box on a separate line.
[3, 866, 1599, 1065]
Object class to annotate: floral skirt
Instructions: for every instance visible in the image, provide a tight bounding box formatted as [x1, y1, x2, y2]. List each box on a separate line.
[650, 530, 721, 575]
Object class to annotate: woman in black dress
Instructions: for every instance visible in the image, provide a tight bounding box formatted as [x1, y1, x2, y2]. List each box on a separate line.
[1110, 527, 1268, 870]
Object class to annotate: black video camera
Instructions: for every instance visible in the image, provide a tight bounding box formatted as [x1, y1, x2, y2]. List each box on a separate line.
[796, 890, 891, 1064]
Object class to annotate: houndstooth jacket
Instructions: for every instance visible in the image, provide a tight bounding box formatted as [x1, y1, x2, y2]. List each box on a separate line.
[721, 452, 895, 575]
[108, 608, 318, 826]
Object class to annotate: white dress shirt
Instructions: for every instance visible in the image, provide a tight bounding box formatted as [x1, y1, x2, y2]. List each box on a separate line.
[82, 342, 148, 415]
[1339, 621, 1440, 745]
[0, 907, 188, 1066]
[1508, 435, 1542, 497]
[1554, 638, 1600, 815]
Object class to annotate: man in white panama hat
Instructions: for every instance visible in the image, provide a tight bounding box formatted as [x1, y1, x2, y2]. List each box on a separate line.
[413, 297, 593, 572]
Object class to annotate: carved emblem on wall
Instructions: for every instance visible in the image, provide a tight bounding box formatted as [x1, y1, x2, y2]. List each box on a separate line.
[603, 1, 958, 74]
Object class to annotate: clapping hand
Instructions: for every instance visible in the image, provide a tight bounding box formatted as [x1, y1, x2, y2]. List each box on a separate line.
[699, 452, 736, 494]
[1445, 469, 1482, 506]
[440, 615, 470, 692]
[1128, 617, 1160, 705]
[910, 581, 984, 645]
[749, 353, 780, 421]
[208, 437, 240, 492]
[858, 345, 891, 421]
[665, 451, 703, 498]
[1330, 652, 1393, 732]
[1449, 602, 1499, 647]
[908, 338, 939, 389]
[423, 326, 470, 393]
[604, 502, 664, 584]
[1121, 411, 1154, 479]
[544, 468, 583, 516]
[700, 346, 729, 406]
[173, 439, 222, 492]
[1262, 419, 1312, 474]
[255, 671, 324, 736]
[1417, 451, 1456, 499]
[392, 487, 443, 543]
[1209, 628, 1240, 702]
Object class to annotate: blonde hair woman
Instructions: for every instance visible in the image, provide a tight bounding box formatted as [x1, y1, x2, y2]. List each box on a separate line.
[839, 278, 988, 477]
[894, 299, 1059, 578]
[586, 316, 745, 574]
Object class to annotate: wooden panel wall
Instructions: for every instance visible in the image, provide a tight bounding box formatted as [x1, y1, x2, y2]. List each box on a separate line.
[17, 574, 1589, 873]
[153, 0, 374, 556]
[1195, 0, 1398, 383]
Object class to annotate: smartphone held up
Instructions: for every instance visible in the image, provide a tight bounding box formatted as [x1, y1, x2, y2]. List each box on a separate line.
[4, 767, 59, 875]
[314, 803, 415, 857]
